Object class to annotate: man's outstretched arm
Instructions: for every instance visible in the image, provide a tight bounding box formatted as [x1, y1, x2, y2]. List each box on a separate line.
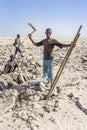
[54, 41, 71, 48]
[62, 43, 71, 48]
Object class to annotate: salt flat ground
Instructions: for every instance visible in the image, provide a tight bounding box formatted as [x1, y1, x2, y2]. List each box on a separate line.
[0, 37, 87, 130]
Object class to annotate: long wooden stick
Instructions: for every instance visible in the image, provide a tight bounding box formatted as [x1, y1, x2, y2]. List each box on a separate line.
[21, 36, 28, 45]
[45, 25, 82, 100]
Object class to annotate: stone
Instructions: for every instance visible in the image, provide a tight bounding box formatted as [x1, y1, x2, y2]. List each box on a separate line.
[0, 81, 5, 90]
[16, 74, 25, 83]
[39, 82, 46, 92]
[0, 91, 5, 98]
[39, 81, 50, 92]
[7, 82, 14, 89]
[54, 100, 59, 108]
[56, 86, 61, 93]
[43, 106, 50, 113]
[35, 61, 42, 67]
[18, 110, 28, 121]
[0, 89, 18, 115]
[0, 83, 4, 90]
[32, 103, 41, 110]
[33, 93, 41, 101]
[67, 93, 74, 99]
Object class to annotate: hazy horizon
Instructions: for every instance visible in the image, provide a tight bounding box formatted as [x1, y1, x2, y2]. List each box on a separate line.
[0, 0, 87, 37]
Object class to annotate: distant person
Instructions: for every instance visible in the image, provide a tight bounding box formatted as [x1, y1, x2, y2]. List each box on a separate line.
[28, 28, 71, 86]
[4, 55, 18, 73]
[13, 34, 23, 57]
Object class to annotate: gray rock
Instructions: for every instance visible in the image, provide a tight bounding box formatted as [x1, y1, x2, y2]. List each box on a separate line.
[0, 89, 18, 115]
[16, 74, 25, 83]
[67, 93, 74, 99]
[33, 93, 40, 101]
[0, 81, 5, 90]
[43, 106, 50, 113]
[54, 100, 59, 108]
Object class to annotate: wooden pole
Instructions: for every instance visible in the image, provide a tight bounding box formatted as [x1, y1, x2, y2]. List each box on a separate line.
[45, 25, 82, 100]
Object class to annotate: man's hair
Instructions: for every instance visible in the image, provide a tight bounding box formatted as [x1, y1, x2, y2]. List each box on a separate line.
[17, 34, 20, 38]
[46, 28, 52, 32]
[10, 55, 14, 61]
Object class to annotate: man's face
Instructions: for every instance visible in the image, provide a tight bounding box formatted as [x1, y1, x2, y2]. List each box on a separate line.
[17, 34, 20, 38]
[45, 29, 52, 38]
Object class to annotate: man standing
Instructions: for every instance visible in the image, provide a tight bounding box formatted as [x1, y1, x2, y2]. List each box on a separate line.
[28, 28, 71, 86]
[13, 34, 23, 57]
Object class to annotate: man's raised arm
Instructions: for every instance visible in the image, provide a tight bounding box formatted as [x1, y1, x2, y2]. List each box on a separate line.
[28, 34, 37, 46]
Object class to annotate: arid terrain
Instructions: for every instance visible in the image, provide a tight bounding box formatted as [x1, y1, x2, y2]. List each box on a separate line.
[0, 37, 87, 130]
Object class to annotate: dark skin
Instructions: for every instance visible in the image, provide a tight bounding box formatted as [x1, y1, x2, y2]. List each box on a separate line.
[28, 29, 71, 47]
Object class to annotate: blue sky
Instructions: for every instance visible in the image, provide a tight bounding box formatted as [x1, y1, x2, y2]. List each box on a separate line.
[0, 0, 87, 37]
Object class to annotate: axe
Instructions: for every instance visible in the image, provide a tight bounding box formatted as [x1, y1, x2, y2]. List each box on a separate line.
[28, 22, 37, 35]
[21, 22, 37, 45]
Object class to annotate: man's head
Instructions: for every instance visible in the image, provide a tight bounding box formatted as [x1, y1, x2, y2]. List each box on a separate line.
[10, 55, 15, 61]
[17, 34, 20, 38]
[45, 28, 52, 39]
